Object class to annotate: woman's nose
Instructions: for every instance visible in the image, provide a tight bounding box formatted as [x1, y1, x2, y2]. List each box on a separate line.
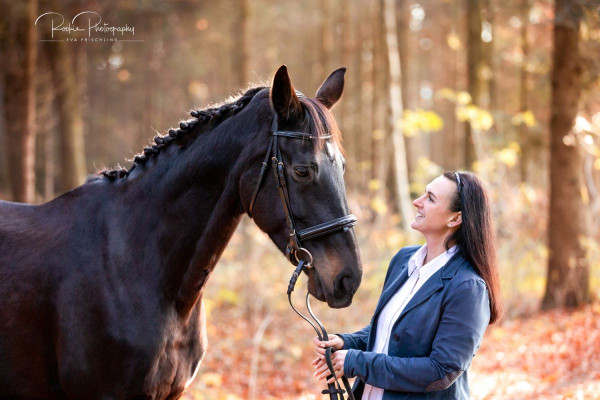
[413, 195, 423, 208]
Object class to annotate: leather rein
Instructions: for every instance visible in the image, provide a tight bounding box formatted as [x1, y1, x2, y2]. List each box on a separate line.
[248, 114, 356, 400]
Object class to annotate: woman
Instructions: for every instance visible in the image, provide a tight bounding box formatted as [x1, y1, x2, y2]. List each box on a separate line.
[313, 171, 501, 399]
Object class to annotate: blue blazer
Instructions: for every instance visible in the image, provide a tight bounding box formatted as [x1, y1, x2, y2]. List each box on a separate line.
[339, 245, 490, 399]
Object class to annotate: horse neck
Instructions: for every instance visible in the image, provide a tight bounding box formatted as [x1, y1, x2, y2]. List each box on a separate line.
[122, 117, 258, 316]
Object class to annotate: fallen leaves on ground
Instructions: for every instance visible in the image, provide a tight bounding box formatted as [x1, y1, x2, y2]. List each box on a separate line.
[183, 304, 600, 399]
[470, 304, 600, 400]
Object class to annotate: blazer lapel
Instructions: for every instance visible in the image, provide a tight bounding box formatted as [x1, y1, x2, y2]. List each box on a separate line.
[397, 269, 443, 319]
[396, 251, 467, 321]
[373, 265, 409, 317]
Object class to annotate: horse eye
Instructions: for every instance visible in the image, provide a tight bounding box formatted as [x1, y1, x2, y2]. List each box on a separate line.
[294, 167, 309, 177]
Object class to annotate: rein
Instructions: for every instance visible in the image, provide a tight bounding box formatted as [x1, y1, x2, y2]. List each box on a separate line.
[287, 261, 356, 400]
[249, 114, 356, 400]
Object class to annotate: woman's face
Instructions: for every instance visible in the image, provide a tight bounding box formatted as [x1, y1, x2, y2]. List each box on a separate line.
[411, 175, 461, 236]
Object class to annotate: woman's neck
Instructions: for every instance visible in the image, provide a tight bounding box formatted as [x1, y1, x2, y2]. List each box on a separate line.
[423, 234, 455, 264]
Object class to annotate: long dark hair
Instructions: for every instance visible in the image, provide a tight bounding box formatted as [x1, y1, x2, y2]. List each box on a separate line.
[444, 171, 502, 323]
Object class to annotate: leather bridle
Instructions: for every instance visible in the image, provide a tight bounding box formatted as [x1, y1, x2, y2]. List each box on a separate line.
[248, 115, 357, 267]
[248, 114, 357, 400]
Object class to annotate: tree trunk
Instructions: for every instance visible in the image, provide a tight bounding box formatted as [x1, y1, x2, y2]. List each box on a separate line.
[352, 0, 364, 183]
[315, 0, 331, 81]
[338, 0, 354, 191]
[518, 0, 530, 182]
[542, 0, 589, 310]
[3, 0, 37, 203]
[0, 75, 6, 195]
[397, 0, 417, 177]
[370, 0, 385, 223]
[446, 0, 461, 171]
[383, 0, 415, 238]
[48, 41, 87, 194]
[465, 0, 482, 168]
[231, 0, 249, 89]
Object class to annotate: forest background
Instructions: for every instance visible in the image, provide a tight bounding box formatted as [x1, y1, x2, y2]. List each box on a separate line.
[1, 0, 599, 398]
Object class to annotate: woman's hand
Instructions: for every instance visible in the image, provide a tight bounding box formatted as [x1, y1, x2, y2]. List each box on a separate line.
[312, 335, 347, 383]
[313, 334, 344, 356]
[313, 349, 348, 383]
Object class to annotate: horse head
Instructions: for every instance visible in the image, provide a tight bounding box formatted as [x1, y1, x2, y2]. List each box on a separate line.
[242, 66, 362, 308]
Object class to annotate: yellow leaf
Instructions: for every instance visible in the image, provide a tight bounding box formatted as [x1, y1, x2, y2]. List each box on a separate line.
[188, 388, 205, 400]
[456, 91, 472, 105]
[216, 289, 240, 306]
[519, 183, 536, 204]
[581, 185, 589, 205]
[402, 109, 444, 137]
[497, 148, 518, 167]
[512, 110, 537, 127]
[358, 160, 371, 171]
[522, 110, 537, 127]
[471, 109, 494, 131]
[202, 298, 214, 318]
[201, 372, 223, 387]
[410, 182, 424, 195]
[537, 244, 549, 259]
[455, 106, 470, 122]
[386, 231, 406, 249]
[371, 197, 388, 215]
[508, 141, 521, 153]
[436, 88, 455, 101]
[289, 345, 303, 359]
[373, 129, 385, 140]
[368, 179, 381, 191]
[447, 32, 461, 50]
[424, 110, 444, 131]
[511, 114, 523, 126]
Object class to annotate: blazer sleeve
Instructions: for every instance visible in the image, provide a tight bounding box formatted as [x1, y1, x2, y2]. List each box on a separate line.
[343, 278, 490, 393]
[338, 324, 371, 351]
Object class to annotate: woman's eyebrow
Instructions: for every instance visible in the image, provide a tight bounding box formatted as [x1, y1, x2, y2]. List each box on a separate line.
[425, 187, 437, 199]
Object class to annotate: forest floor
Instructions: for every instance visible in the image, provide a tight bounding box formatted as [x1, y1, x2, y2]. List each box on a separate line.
[185, 303, 600, 400]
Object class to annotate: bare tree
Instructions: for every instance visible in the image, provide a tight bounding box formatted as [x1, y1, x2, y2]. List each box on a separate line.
[2, 0, 37, 203]
[231, 0, 249, 89]
[383, 0, 416, 237]
[465, 0, 483, 167]
[518, 0, 531, 182]
[542, 0, 589, 309]
[48, 40, 87, 194]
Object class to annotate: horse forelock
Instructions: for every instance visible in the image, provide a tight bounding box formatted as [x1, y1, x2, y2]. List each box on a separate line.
[299, 97, 344, 156]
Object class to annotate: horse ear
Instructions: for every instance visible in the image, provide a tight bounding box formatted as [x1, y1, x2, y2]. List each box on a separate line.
[315, 67, 346, 109]
[270, 65, 302, 122]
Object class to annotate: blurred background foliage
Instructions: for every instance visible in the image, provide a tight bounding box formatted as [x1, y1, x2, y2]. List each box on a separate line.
[1, 0, 600, 398]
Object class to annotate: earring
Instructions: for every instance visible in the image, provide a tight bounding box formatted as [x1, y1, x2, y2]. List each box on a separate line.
[448, 223, 452, 227]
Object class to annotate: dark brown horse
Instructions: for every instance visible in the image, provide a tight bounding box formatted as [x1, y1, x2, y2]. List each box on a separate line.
[0, 66, 362, 399]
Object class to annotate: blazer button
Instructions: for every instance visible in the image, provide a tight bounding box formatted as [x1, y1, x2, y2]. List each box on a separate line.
[393, 333, 400, 341]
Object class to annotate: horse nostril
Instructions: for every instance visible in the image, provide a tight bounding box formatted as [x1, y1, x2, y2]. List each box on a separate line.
[335, 273, 354, 295]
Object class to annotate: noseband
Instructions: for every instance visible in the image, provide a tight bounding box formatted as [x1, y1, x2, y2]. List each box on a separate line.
[248, 115, 357, 267]
[248, 114, 357, 400]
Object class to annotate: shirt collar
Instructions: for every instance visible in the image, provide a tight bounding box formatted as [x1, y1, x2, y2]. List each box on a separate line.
[408, 244, 458, 277]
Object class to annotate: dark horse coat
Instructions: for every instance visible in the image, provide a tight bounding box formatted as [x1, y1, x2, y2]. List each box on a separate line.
[0, 66, 362, 399]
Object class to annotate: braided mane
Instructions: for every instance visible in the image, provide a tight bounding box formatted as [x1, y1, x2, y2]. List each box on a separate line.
[99, 87, 265, 181]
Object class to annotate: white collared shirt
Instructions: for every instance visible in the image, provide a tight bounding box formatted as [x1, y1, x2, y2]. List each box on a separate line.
[361, 244, 458, 400]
